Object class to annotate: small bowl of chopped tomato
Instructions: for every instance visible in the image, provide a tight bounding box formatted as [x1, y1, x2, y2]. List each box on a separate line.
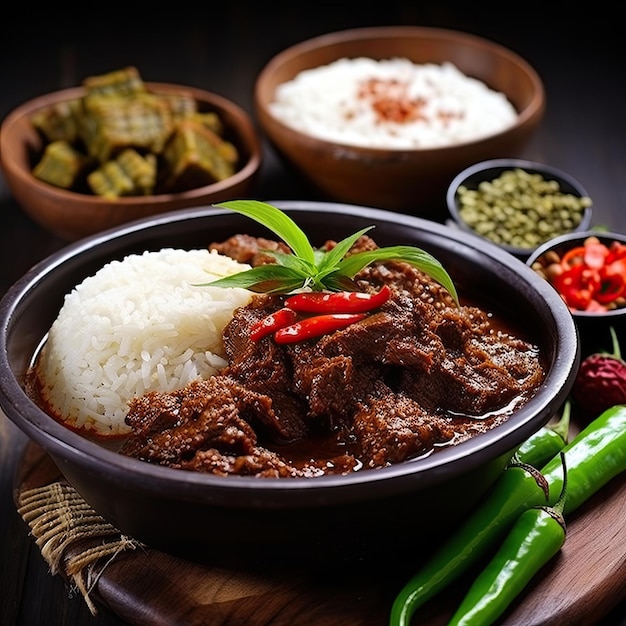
[527, 230, 626, 357]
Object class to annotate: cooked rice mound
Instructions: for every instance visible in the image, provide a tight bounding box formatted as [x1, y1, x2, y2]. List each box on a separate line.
[35, 248, 253, 436]
[269, 58, 518, 149]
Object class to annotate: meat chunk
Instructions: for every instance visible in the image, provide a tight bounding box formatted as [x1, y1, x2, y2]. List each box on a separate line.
[352, 382, 456, 467]
[120, 234, 546, 478]
[121, 376, 300, 465]
[209, 234, 290, 266]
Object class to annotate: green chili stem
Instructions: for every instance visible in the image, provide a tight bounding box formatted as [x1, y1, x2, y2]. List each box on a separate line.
[515, 402, 570, 468]
[446, 454, 568, 626]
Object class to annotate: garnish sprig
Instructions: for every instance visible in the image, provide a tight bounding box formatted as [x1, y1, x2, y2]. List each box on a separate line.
[202, 200, 458, 303]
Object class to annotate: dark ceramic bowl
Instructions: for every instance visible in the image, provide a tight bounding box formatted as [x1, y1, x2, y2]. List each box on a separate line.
[447, 158, 593, 259]
[527, 230, 626, 358]
[0, 201, 578, 562]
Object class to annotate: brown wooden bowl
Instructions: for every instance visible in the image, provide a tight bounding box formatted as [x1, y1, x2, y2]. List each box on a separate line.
[0, 84, 262, 241]
[255, 26, 545, 219]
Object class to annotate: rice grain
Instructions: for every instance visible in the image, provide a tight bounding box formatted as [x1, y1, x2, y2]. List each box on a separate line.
[36, 248, 252, 436]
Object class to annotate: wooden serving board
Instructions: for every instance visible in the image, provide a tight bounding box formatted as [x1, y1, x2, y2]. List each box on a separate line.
[14, 442, 625, 626]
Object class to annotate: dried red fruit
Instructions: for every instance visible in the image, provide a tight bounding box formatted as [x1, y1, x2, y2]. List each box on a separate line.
[571, 327, 626, 417]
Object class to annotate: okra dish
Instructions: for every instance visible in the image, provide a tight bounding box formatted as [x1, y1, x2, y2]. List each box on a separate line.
[29, 66, 241, 198]
[30, 201, 547, 478]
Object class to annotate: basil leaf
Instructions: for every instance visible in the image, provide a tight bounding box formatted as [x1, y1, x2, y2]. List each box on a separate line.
[200, 265, 308, 293]
[337, 246, 459, 303]
[316, 226, 374, 273]
[216, 200, 315, 264]
[263, 250, 318, 275]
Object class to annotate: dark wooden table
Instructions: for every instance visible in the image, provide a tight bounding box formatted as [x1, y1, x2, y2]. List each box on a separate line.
[1, 4, 625, 625]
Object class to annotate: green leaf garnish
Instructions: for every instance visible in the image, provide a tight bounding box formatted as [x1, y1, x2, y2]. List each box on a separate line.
[215, 199, 315, 263]
[203, 200, 458, 303]
[204, 264, 309, 294]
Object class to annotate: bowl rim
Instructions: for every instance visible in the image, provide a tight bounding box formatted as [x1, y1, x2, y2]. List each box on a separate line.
[0, 201, 578, 508]
[526, 228, 626, 320]
[0, 82, 263, 205]
[446, 158, 594, 258]
[254, 25, 546, 155]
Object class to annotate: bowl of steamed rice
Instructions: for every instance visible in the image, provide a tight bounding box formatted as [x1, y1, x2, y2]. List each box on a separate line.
[255, 26, 545, 218]
[0, 200, 578, 562]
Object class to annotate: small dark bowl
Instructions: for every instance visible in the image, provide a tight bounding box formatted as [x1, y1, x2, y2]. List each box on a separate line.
[447, 158, 593, 259]
[527, 230, 626, 358]
[0, 202, 578, 563]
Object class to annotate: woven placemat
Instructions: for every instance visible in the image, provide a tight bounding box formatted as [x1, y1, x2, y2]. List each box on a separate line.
[17, 481, 143, 615]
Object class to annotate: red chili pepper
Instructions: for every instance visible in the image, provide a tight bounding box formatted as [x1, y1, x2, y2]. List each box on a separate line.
[249, 307, 298, 341]
[284, 285, 391, 314]
[273, 313, 366, 344]
[608, 241, 626, 261]
[552, 265, 600, 310]
[559, 245, 587, 269]
[596, 264, 626, 304]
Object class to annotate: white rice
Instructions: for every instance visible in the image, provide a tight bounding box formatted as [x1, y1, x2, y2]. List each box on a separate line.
[269, 57, 518, 149]
[36, 248, 253, 436]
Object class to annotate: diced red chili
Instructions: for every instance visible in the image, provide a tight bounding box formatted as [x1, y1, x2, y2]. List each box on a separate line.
[583, 242, 610, 269]
[546, 237, 626, 311]
[559, 246, 587, 269]
[596, 262, 626, 304]
[553, 265, 600, 310]
[561, 242, 609, 271]
[585, 299, 609, 312]
[608, 241, 626, 261]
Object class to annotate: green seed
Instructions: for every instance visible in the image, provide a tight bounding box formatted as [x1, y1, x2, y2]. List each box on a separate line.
[455, 168, 592, 250]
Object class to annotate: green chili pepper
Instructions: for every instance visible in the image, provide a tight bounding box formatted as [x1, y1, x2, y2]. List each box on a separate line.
[515, 402, 570, 468]
[446, 453, 568, 626]
[540, 403, 626, 513]
[389, 462, 549, 626]
[390, 404, 626, 626]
